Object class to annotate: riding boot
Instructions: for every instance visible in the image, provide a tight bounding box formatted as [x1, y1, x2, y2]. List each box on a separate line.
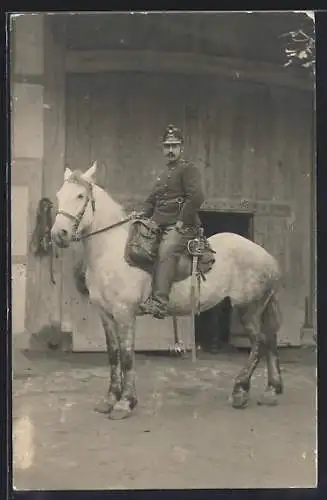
[139, 225, 196, 319]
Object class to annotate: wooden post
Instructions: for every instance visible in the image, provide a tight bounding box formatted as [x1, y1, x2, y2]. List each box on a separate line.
[39, 15, 67, 348]
[11, 14, 45, 348]
[12, 14, 67, 348]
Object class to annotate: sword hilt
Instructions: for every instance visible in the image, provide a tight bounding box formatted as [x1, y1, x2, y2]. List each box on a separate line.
[187, 227, 206, 257]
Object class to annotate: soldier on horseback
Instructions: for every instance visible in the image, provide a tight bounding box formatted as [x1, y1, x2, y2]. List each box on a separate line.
[138, 124, 205, 319]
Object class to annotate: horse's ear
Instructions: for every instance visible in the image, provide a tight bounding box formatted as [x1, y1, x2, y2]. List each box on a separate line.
[83, 161, 97, 183]
[64, 167, 72, 181]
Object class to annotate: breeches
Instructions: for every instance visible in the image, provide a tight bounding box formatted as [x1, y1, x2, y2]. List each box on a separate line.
[152, 225, 197, 306]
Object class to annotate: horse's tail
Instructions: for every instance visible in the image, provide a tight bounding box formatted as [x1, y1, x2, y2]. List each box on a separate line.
[261, 291, 282, 336]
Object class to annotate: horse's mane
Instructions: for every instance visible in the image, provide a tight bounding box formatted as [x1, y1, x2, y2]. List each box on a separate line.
[69, 169, 127, 219]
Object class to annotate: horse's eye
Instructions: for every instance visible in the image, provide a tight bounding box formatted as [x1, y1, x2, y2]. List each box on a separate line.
[77, 194, 84, 200]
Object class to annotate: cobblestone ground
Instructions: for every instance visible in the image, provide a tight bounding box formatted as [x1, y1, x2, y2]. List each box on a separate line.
[12, 348, 317, 490]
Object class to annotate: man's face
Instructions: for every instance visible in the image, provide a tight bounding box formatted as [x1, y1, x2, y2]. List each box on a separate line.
[163, 142, 182, 163]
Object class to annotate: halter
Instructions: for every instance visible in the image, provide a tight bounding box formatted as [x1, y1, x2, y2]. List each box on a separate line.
[56, 176, 132, 242]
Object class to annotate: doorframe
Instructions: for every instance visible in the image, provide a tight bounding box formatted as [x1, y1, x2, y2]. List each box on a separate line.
[199, 208, 255, 240]
[195, 208, 255, 351]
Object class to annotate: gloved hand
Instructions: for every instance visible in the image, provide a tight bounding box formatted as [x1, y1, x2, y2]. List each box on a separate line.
[130, 211, 146, 220]
[174, 220, 184, 233]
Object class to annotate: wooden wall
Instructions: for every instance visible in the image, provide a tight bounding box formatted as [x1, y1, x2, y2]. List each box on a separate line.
[65, 72, 313, 347]
[11, 15, 68, 353]
[63, 12, 314, 67]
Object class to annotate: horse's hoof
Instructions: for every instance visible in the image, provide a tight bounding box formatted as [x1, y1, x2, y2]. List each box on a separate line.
[109, 398, 137, 420]
[257, 387, 278, 406]
[130, 397, 138, 410]
[276, 382, 284, 395]
[232, 389, 249, 409]
[94, 398, 114, 414]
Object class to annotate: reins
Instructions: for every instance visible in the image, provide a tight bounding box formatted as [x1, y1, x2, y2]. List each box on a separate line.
[72, 216, 132, 242]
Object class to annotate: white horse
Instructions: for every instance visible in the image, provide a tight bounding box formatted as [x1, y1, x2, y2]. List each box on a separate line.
[51, 162, 284, 420]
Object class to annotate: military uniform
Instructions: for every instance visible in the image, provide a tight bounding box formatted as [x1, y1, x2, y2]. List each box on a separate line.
[139, 125, 205, 319]
[142, 159, 204, 228]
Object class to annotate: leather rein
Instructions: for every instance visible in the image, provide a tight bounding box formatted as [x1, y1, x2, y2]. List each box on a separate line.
[56, 178, 132, 242]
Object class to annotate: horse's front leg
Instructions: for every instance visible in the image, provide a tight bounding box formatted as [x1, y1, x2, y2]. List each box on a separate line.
[94, 308, 123, 414]
[110, 307, 138, 420]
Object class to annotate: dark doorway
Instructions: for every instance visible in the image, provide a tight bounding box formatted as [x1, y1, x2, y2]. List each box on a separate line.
[195, 211, 254, 352]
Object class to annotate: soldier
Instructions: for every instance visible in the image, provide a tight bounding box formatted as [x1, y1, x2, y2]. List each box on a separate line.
[138, 124, 205, 319]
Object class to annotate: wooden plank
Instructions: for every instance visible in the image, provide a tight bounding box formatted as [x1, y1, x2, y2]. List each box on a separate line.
[11, 185, 29, 256]
[12, 263, 27, 335]
[200, 80, 215, 199]
[240, 85, 258, 201]
[37, 17, 66, 333]
[65, 49, 312, 91]
[11, 183, 29, 338]
[229, 86, 247, 199]
[135, 316, 192, 352]
[291, 93, 312, 307]
[12, 14, 44, 76]
[65, 75, 92, 169]
[253, 86, 272, 201]
[210, 81, 234, 200]
[253, 215, 303, 346]
[11, 159, 43, 336]
[268, 88, 286, 202]
[273, 89, 311, 315]
[64, 76, 93, 347]
[12, 83, 44, 159]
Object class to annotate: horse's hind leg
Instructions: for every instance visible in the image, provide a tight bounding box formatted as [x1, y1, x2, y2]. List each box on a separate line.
[232, 308, 265, 409]
[258, 293, 283, 406]
[94, 309, 123, 414]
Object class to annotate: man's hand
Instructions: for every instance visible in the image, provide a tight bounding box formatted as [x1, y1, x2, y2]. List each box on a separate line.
[130, 211, 145, 220]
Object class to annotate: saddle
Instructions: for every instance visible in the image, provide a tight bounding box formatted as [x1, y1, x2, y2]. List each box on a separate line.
[124, 218, 216, 282]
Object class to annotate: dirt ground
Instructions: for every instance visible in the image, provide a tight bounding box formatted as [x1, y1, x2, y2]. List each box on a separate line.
[12, 346, 317, 490]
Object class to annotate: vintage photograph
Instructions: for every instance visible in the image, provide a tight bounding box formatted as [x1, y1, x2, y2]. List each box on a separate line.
[11, 11, 316, 490]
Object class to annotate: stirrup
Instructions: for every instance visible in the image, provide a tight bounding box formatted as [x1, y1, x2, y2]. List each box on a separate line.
[139, 298, 167, 319]
[152, 308, 167, 320]
[138, 297, 153, 312]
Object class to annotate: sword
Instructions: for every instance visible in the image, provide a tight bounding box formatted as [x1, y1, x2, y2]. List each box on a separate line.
[187, 227, 205, 363]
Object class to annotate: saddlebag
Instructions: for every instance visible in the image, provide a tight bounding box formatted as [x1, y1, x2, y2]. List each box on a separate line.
[124, 218, 161, 272]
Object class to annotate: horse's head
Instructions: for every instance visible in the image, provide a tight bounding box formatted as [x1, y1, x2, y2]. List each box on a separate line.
[51, 162, 98, 248]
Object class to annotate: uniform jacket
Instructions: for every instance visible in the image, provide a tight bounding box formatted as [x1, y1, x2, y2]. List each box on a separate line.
[141, 158, 205, 227]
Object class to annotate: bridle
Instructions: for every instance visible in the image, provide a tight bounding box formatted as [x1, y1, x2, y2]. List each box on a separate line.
[56, 177, 96, 240]
[56, 177, 131, 242]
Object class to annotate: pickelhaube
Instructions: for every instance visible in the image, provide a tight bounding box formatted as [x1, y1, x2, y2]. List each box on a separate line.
[162, 124, 184, 144]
